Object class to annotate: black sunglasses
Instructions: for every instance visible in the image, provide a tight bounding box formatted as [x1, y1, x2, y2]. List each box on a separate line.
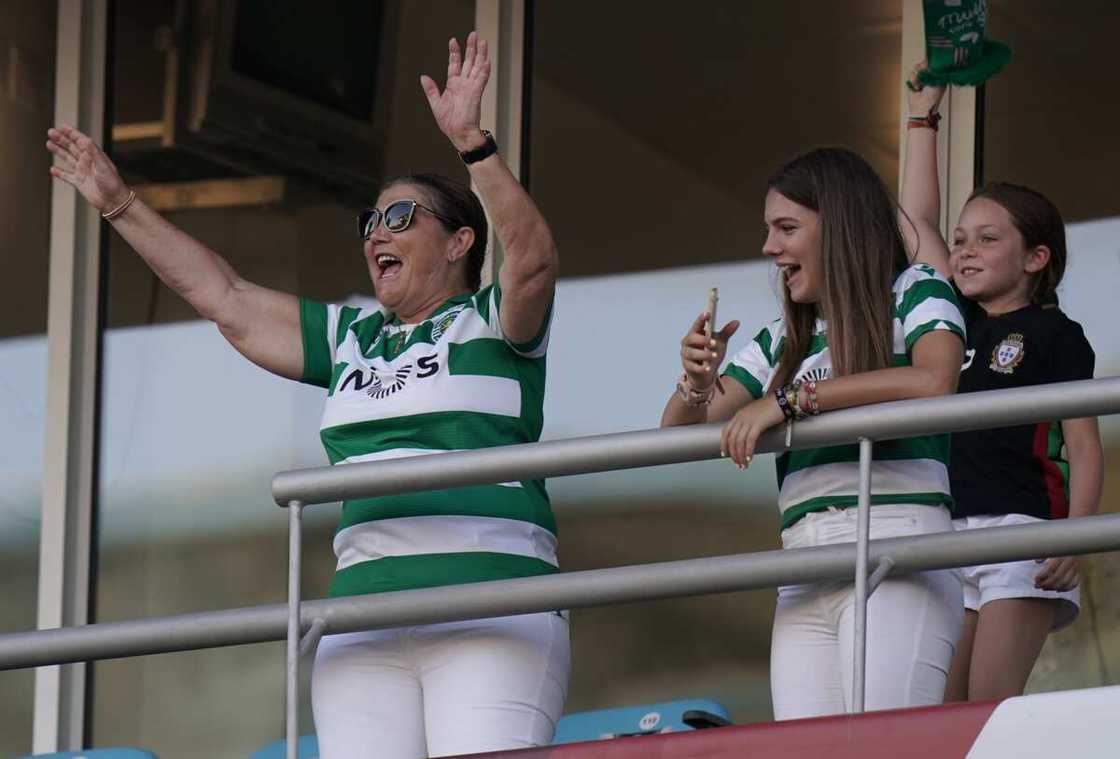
[357, 199, 459, 240]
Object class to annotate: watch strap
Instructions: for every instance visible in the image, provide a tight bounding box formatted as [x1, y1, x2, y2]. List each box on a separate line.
[459, 130, 498, 165]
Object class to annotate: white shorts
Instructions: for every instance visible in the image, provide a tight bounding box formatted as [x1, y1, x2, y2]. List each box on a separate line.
[312, 611, 570, 759]
[952, 513, 1080, 630]
[770, 504, 963, 719]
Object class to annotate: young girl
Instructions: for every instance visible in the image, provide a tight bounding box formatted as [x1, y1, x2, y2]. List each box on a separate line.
[662, 147, 967, 718]
[901, 63, 1103, 702]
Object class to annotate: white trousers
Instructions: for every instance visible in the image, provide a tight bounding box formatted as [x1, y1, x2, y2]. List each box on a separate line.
[770, 505, 963, 719]
[312, 612, 570, 759]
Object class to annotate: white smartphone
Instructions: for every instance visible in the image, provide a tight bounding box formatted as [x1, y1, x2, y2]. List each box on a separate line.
[705, 287, 719, 340]
[704, 288, 727, 393]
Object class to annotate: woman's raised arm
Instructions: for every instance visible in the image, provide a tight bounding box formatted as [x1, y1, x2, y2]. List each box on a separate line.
[421, 32, 558, 345]
[47, 125, 304, 380]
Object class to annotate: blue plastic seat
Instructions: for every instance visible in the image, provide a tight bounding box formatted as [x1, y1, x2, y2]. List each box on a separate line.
[552, 698, 732, 744]
[249, 735, 319, 759]
[17, 750, 158, 759]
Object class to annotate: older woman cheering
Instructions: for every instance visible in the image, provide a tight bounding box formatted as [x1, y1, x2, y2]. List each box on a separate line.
[48, 32, 566, 759]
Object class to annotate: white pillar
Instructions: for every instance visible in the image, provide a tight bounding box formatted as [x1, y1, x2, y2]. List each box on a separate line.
[35, 0, 107, 751]
[474, 0, 527, 283]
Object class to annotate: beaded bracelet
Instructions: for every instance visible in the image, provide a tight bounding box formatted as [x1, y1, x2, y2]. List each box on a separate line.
[801, 378, 820, 416]
[788, 382, 803, 420]
[907, 106, 941, 132]
[777, 379, 822, 421]
[774, 383, 794, 420]
[788, 381, 809, 421]
[677, 373, 716, 407]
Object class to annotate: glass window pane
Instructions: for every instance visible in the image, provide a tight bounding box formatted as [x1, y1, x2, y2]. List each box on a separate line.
[0, 1, 56, 754]
[984, 1, 1119, 223]
[92, 2, 475, 755]
[984, 0, 1120, 693]
[530, 1, 902, 278]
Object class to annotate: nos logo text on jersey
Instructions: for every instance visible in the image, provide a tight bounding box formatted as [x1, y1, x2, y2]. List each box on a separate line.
[337, 354, 440, 399]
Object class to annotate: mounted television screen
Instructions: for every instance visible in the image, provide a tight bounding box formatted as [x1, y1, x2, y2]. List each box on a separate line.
[179, 0, 396, 202]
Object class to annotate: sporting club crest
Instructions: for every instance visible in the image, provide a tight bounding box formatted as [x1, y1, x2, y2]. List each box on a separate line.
[429, 306, 464, 343]
[990, 332, 1025, 374]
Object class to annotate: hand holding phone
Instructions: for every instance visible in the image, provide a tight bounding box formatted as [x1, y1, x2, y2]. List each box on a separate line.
[678, 287, 737, 398]
[705, 287, 725, 394]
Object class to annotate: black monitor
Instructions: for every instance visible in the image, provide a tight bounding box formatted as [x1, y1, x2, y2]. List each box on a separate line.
[174, 0, 399, 202]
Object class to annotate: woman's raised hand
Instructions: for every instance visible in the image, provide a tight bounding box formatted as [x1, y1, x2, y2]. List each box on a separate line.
[679, 311, 740, 391]
[907, 60, 946, 117]
[46, 124, 129, 213]
[420, 31, 491, 152]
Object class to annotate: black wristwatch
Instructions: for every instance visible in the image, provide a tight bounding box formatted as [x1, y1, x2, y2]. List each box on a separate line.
[459, 130, 498, 165]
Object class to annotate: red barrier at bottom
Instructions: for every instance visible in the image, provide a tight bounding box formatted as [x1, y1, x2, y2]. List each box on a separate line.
[467, 700, 1001, 759]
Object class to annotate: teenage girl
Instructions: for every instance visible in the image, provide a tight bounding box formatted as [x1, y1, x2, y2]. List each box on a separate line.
[663, 147, 967, 717]
[901, 62, 1103, 701]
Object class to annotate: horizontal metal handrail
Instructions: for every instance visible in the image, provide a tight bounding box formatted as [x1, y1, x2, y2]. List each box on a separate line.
[271, 373, 1120, 749]
[272, 377, 1120, 507]
[3, 512, 1120, 671]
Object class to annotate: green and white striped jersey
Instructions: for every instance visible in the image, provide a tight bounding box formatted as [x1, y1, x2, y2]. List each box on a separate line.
[724, 264, 966, 530]
[299, 284, 557, 596]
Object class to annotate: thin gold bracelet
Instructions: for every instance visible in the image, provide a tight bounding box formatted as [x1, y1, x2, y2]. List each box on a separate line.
[101, 189, 137, 221]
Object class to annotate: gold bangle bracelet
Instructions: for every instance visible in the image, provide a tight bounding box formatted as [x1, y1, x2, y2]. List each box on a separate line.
[102, 189, 137, 221]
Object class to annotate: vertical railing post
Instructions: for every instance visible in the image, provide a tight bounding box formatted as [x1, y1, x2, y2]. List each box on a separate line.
[852, 437, 873, 713]
[286, 501, 303, 759]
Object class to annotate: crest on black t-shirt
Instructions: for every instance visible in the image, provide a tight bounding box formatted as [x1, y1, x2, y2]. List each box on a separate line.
[990, 332, 1026, 374]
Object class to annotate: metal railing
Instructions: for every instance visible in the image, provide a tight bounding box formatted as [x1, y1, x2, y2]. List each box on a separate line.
[3, 378, 1120, 759]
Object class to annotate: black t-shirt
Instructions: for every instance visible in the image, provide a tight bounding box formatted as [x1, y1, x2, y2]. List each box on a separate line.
[950, 295, 1095, 520]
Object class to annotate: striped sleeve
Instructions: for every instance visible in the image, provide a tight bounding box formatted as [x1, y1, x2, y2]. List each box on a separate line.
[896, 265, 966, 353]
[724, 323, 778, 399]
[481, 281, 553, 359]
[299, 300, 365, 387]
[298, 297, 334, 388]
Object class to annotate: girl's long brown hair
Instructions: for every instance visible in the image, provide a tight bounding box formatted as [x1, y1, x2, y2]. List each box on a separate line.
[768, 148, 911, 389]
